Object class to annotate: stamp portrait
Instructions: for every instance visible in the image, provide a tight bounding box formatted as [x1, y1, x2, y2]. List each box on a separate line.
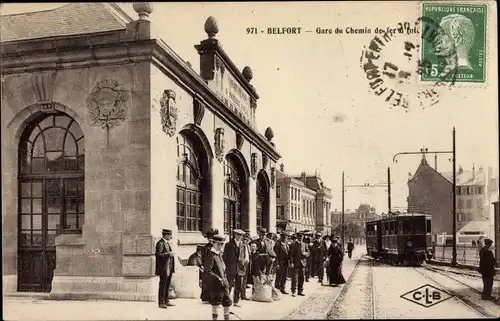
[420, 3, 487, 83]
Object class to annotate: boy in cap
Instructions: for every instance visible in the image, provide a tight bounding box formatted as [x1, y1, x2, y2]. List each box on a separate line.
[155, 229, 176, 308]
[204, 235, 232, 320]
[188, 244, 205, 288]
[201, 228, 220, 303]
[256, 227, 277, 275]
[222, 229, 246, 307]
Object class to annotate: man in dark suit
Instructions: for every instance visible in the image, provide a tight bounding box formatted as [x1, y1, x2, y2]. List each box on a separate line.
[478, 238, 498, 301]
[222, 229, 246, 307]
[289, 233, 310, 296]
[201, 228, 219, 303]
[155, 229, 176, 308]
[274, 231, 290, 294]
[256, 227, 277, 275]
[311, 232, 327, 283]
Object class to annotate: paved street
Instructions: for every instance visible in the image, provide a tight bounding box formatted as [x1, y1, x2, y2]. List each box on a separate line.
[329, 257, 499, 319]
[3, 247, 364, 320]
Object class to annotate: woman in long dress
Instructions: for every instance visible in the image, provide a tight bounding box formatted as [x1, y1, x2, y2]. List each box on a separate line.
[327, 238, 346, 286]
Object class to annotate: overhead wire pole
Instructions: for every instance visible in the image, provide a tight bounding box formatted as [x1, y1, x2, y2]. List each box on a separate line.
[342, 173, 393, 246]
[388, 167, 392, 214]
[392, 127, 457, 266]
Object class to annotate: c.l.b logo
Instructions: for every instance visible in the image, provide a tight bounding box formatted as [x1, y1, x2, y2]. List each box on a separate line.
[400, 284, 453, 308]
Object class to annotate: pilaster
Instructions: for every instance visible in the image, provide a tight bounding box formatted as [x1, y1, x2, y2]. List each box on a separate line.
[269, 182, 277, 233]
[211, 160, 225, 234]
[248, 178, 257, 235]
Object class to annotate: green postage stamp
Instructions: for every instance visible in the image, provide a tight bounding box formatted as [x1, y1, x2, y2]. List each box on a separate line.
[421, 3, 487, 83]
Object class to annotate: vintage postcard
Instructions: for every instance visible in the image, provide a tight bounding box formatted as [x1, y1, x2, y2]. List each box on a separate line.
[1, 1, 498, 320]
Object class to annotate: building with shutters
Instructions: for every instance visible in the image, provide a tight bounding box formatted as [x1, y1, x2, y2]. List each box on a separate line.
[275, 164, 332, 234]
[1, 3, 280, 301]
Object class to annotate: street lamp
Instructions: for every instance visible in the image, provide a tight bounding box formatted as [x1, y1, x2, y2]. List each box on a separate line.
[392, 127, 457, 266]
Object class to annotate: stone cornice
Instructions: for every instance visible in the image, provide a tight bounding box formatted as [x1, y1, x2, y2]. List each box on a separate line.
[0, 36, 280, 161]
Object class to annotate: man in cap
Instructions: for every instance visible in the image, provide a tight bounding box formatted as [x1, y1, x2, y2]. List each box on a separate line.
[201, 228, 220, 303]
[239, 229, 252, 299]
[188, 244, 205, 288]
[311, 232, 327, 283]
[222, 229, 246, 307]
[204, 235, 232, 320]
[478, 238, 498, 301]
[256, 227, 277, 275]
[289, 232, 309, 296]
[274, 231, 291, 294]
[155, 229, 176, 308]
[304, 232, 313, 282]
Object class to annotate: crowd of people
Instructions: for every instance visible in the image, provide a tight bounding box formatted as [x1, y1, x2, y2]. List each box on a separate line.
[180, 227, 356, 320]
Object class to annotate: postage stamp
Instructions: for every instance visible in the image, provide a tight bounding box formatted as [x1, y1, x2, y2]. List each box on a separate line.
[420, 3, 487, 83]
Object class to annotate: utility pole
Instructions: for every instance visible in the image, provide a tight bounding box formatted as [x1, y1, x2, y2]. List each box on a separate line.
[341, 171, 345, 248]
[388, 167, 392, 214]
[452, 127, 457, 266]
[392, 127, 457, 266]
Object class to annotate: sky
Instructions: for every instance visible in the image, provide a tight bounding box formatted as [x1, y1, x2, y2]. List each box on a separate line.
[2, 2, 498, 213]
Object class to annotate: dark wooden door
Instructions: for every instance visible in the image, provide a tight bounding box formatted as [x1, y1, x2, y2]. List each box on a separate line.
[18, 178, 83, 292]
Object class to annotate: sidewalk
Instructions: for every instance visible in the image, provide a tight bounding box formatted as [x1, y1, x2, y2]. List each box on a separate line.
[3, 246, 366, 321]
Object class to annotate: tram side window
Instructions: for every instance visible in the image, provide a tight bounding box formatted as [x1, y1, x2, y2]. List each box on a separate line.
[403, 220, 412, 234]
[390, 221, 396, 234]
[426, 220, 431, 233]
[397, 220, 403, 233]
[414, 220, 425, 234]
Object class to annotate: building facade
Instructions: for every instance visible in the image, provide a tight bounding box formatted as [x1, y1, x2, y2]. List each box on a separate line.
[331, 204, 380, 237]
[1, 3, 280, 301]
[275, 164, 332, 234]
[408, 156, 498, 238]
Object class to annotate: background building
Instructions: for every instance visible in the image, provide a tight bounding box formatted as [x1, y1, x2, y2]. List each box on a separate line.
[1, 4, 280, 300]
[408, 155, 498, 242]
[331, 204, 380, 241]
[275, 164, 332, 233]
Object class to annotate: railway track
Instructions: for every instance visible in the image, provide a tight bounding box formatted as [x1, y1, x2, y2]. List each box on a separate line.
[327, 255, 377, 319]
[423, 264, 483, 295]
[414, 267, 492, 318]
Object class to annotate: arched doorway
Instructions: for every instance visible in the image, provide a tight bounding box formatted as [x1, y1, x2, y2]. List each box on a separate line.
[18, 112, 85, 292]
[223, 154, 248, 238]
[256, 171, 270, 231]
[176, 132, 210, 232]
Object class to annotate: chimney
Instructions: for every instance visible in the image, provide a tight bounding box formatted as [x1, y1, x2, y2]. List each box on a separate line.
[301, 172, 307, 184]
[472, 163, 475, 180]
[280, 163, 284, 172]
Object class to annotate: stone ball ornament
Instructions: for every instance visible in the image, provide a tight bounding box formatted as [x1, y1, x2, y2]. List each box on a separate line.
[242, 66, 253, 81]
[264, 127, 274, 141]
[204, 16, 219, 38]
[133, 2, 153, 20]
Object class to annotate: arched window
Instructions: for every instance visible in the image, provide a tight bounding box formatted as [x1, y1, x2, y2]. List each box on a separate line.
[256, 181, 264, 230]
[224, 158, 243, 235]
[176, 135, 203, 232]
[17, 112, 85, 292]
[256, 172, 270, 231]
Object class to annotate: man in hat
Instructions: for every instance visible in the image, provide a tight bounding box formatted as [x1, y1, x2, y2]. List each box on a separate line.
[204, 235, 232, 320]
[188, 244, 205, 288]
[155, 229, 176, 308]
[478, 238, 498, 301]
[256, 227, 277, 275]
[239, 229, 252, 299]
[274, 231, 291, 294]
[304, 232, 313, 282]
[222, 229, 246, 307]
[347, 238, 355, 259]
[201, 228, 220, 303]
[311, 232, 327, 283]
[289, 232, 309, 296]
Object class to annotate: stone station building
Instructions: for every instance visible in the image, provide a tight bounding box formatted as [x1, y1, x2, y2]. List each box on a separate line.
[1, 3, 280, 301]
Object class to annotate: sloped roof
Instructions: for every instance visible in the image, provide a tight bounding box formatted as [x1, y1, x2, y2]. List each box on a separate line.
[441, 170, 486, 186]
[408, 156, 451, 184]
[0, 3, 132, 42]
[458, 220, 489, 233]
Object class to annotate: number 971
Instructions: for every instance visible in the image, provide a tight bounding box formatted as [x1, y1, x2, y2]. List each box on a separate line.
[246, 27, 257, 34]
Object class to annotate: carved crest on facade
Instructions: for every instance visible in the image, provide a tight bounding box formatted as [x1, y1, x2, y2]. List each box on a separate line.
[193, 98, 205, 126]
[262, 154, 269, 170]
[251, 153, 258, 179]
[87, 78, 128, 129]
[236, 132, 244, 150]
[215, 55, 225, 74]
[160, 89, 178, 137]
[214, 127, 225, 162]
[270, 167, 276, 188]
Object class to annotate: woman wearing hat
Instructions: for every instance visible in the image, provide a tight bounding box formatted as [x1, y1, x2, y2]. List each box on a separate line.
[203, 234, 232, 320]
[327, 238, 346, 287]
